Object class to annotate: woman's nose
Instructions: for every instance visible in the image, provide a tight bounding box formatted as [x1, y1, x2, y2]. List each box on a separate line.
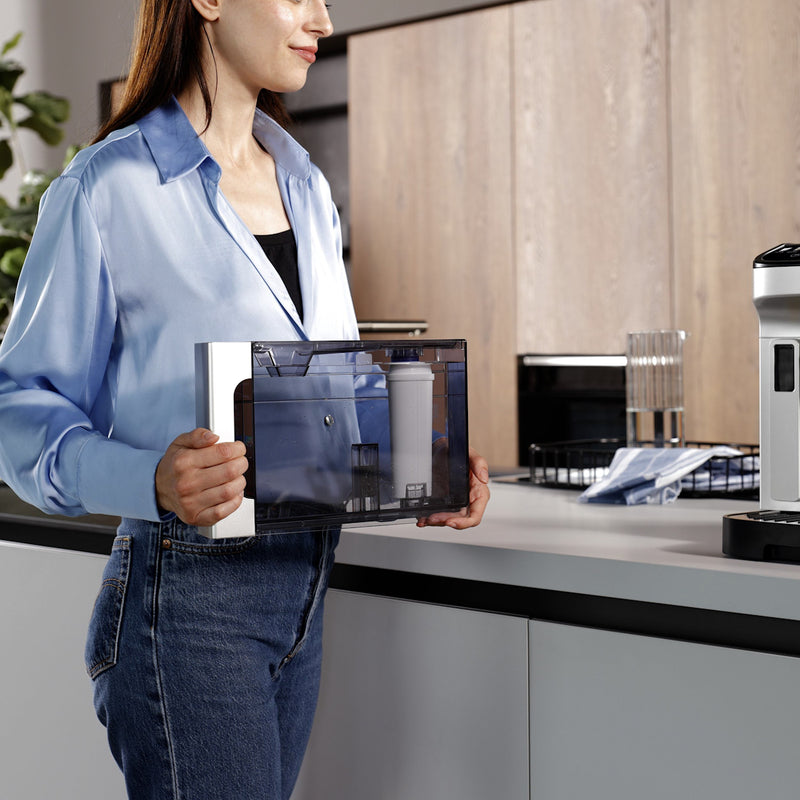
[309, 1, 334, 38]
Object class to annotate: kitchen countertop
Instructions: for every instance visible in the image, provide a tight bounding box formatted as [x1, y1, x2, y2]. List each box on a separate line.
[336, 480, 800, 623]
[3, 479, 800, 626]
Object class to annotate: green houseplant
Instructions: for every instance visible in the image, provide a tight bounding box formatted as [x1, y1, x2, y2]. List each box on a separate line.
[0, 32, 73, 333]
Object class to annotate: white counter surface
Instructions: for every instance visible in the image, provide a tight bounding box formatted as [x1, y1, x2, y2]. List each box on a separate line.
[338, 480, 800, 622]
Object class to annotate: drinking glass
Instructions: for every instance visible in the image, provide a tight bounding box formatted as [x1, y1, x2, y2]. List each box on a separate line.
[625, 330, 686, 447]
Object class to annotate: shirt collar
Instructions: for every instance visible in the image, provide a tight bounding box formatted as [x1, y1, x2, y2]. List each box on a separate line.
[252, 108, 311, 181]
[137, 96, 311, 184]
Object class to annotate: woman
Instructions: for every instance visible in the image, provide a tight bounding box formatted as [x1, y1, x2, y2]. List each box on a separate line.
[0, 0, 490, 797]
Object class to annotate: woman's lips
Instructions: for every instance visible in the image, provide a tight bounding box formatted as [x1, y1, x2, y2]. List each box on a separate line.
[292, 47, 317, 64]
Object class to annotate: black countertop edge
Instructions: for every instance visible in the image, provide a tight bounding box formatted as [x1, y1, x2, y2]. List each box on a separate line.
[0, 516, 117, 555]
[330, 563, 800, 660]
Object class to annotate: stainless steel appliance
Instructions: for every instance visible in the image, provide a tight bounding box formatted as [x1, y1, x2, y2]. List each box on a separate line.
[724, 244, 800, 561]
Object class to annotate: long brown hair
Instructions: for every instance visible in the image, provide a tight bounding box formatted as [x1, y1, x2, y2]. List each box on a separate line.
[93, 0, 290, 144]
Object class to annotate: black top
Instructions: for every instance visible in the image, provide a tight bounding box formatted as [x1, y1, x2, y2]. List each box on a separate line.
[255, 229, 303, 321]
[754, 243, 800, 268]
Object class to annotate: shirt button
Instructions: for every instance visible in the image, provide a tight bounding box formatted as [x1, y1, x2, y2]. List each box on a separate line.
[324, 414, 335, 427]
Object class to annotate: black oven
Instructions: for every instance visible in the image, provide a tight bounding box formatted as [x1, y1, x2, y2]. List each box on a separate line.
[517, 355, 627, 465]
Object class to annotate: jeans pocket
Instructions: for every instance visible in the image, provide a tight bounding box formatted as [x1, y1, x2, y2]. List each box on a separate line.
[85, 536, 132, 679]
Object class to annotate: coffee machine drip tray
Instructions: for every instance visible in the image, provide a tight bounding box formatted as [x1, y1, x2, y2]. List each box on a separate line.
[723, 511, 800, 563]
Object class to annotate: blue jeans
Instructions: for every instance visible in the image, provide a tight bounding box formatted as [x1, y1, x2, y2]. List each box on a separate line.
[85, 518, 339, 799]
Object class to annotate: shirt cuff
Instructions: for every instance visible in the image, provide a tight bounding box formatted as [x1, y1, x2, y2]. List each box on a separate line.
[64, 430, 165, 521]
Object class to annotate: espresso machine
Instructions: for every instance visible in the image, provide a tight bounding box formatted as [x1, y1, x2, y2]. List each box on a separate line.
[723, 244, 800, 561]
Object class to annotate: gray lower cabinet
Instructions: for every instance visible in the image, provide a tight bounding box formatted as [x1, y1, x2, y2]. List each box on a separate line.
[8, 541, 800, 800]
[292, 588, 531, 800]
[529, 620, 800, 800]
[0, 541, 528, 800]
[0, 542, 126, 800]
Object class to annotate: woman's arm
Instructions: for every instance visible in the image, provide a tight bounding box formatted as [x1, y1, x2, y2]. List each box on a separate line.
[0, 175, 163, 520]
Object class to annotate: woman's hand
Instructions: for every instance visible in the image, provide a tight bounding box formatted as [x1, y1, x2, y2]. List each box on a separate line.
[416, 447, 490, 530]
[155, 428, 249, 526]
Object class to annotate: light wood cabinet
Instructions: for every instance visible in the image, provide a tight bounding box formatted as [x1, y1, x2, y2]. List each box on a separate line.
[670, 0, 800, 444]
[349, 0, 800, 462]
[348, 7, 516, 468]
[513, 0, 672, 356]
[349, 0, 672, 467]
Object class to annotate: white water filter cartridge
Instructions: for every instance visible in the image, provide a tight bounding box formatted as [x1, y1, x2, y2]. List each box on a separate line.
[387, 354, 434, 502]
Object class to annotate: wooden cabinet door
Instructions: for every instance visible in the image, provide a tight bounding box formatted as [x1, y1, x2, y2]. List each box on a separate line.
[513, 0, 672, 356]
[670, 0, 800, 444]
[348, 7, 517, 468]
[349, 0, 800, 455]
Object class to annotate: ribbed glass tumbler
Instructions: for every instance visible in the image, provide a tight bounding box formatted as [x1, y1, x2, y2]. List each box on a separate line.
[625, 330, 686, 447]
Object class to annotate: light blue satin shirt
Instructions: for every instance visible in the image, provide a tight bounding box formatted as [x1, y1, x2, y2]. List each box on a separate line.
[0, 97, 358, 521]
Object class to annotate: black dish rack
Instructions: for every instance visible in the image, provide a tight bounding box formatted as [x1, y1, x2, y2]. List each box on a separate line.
[528, 439, 759, 499]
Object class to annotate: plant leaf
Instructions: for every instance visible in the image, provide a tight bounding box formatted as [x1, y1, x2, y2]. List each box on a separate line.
[0, 138, 11, 179]
[16, 91, 70, 124]
[0, 59, 23, 93]
[0, 86, 14, 126]
[1, 32, 22, 57]
[0, 204, 38, 236]
[63, 143, 82, 167]
[18, 168, 56, 207]
[0, 268, 15, 314]
[17, 113, 63, 146]
[0, 234, 28, 253]
[0, 270, 17, 328]
[0, 245, 26, 278]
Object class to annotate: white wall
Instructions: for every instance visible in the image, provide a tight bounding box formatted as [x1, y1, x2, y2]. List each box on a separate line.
[36, 0, 139, 145]
[1, 0, 137, 201]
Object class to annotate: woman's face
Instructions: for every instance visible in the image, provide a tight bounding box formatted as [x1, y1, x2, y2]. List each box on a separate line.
[207, 0, 334, 97]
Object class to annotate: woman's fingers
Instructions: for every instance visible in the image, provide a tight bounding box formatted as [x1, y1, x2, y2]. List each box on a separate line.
[156, 428, 249, 525]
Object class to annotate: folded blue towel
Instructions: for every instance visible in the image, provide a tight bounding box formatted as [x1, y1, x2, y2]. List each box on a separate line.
[578, 446, 747, 505]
